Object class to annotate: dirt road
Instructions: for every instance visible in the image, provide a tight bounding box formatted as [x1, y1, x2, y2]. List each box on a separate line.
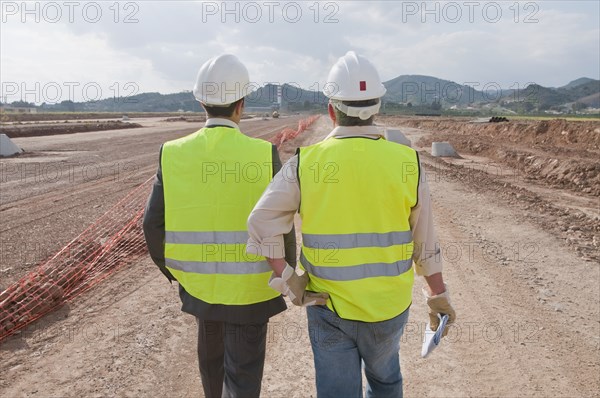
[1, 116, 599, 397]
[0, 115, 303, 288]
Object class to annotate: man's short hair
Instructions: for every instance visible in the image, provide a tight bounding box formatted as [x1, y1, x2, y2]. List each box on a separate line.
[202, 98, 244, 118]
[332, 98, 379, 126]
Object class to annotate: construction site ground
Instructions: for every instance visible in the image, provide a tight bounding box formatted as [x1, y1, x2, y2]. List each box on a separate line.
[1, 120, 143, 139]
[1, 115, 599, 397]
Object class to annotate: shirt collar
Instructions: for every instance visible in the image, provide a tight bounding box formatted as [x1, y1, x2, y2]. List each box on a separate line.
[205, 118, 240, 130]
[325, 125, 386, 140]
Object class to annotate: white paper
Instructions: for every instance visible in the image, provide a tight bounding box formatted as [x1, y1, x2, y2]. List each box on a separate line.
[421, 314, 449, 358]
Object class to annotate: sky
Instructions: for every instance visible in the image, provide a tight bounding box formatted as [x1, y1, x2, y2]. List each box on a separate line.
[1, 0, 599, 103]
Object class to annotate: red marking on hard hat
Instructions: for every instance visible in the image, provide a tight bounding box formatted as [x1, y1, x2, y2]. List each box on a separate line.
[360, 81, 367, 91]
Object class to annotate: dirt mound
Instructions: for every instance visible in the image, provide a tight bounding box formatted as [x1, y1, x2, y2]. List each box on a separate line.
[0, 112, 204, 122]
[163, 116, 206, 123]
[421, 152, 599, 263]
[1, 120, 142, 138]
[497, 150, 600, 196]
[512, 119, 600, 149]
[382, 117, 600, 197]
[387, 117, 600, 151]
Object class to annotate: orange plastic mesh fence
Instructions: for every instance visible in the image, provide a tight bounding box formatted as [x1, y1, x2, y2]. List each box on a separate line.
[0, 115, 319, 341]
[0, 178, 152, 341]
[269, 115, 320, 147]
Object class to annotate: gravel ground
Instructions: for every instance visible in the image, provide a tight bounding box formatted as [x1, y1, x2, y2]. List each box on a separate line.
[1, 115, 598, 397]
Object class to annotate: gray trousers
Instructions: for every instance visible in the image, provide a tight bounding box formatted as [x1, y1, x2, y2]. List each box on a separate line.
[196, 318, 268, 398]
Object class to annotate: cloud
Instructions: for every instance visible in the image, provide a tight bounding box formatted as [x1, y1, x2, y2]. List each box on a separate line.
[1, 0, 598, 103]
[0, 21, 173, 103]
[336, 2, 600, 87]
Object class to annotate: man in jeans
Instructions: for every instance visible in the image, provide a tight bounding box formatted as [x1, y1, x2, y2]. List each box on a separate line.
[247, 51, 456, 397]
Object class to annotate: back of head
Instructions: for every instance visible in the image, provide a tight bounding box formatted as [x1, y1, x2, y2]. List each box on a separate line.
[323, 51, 387, 126]
[193, 54, 253, 117]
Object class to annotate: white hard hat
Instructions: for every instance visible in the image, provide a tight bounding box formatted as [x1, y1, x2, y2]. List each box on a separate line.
[323, 51, 387, 101]
[323, 51, 387, 120]
[193, 54, 254, 105]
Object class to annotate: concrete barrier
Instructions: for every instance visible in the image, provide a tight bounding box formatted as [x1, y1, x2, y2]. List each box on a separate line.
[385, 128, 412, 147]
[431, 141, 459, 157]
[0, 134, 23, 157]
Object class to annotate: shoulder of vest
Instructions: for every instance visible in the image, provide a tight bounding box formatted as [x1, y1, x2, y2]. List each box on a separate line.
[381, 139, 418, 157]
[298, 137, 332, 152]
[240, 133, 272, 147]
[163, 127, 271, 154]
[163, 129, 204, 148]
[301, 136, 415, 151]
[298, 137, 419, 167]
[206, 126, 271, 148]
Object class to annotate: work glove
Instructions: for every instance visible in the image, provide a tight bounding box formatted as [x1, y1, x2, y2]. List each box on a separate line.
[423, 284, 456, 336]
[269, 264, 329, 307]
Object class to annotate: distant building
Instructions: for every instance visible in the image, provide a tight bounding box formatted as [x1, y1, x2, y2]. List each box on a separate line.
[245, 106, 275, 113]
[0, 105, 37, 113]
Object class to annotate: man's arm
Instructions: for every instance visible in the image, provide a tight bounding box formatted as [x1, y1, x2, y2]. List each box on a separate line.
[423, 272, 446, 296]
[410, 161, 456, 330]
[247, 154, 301, 276]
[409, 164, 444, 292]
[248, 154, 328, 306]
[271, 145, 297, 268]
[142, 146, 175, 282]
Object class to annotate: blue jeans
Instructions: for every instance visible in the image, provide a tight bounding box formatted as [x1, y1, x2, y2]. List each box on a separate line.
[306, 305, 410, 398]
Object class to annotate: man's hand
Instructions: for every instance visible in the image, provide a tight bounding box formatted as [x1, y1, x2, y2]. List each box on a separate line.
[269, 264, 329, 306]
[423, 285, 456, 336]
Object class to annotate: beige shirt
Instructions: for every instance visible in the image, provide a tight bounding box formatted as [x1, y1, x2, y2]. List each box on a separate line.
[246, 125, 443, 276]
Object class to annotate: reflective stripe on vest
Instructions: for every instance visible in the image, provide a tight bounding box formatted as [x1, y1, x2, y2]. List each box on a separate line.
[166, 231, 250, 245]
[298, 136, 419, 322]
[162, 126, 278, 305]
[165, 258, 271, 274]
[302, 231, 413, 249]
[300, 251, 412, 281]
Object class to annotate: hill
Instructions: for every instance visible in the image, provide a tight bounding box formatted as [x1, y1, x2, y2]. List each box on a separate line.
[501, 78, 600, 111]
[6, 76, 597, 114]
[383, 75, 484, 106]
[32, 83, 328, 113]
[561, 77, 597, 89]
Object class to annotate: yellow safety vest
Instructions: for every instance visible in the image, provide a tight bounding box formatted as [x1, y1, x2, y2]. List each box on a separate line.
[298, 136, 419, 322]
[161, 126, 278, 305]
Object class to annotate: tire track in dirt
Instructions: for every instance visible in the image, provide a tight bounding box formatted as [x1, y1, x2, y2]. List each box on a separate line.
[403, 157, 599, 397]
[4, 116, 595, 397]
[0, 115, 318, 398]
[0, 116, 303, 286]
